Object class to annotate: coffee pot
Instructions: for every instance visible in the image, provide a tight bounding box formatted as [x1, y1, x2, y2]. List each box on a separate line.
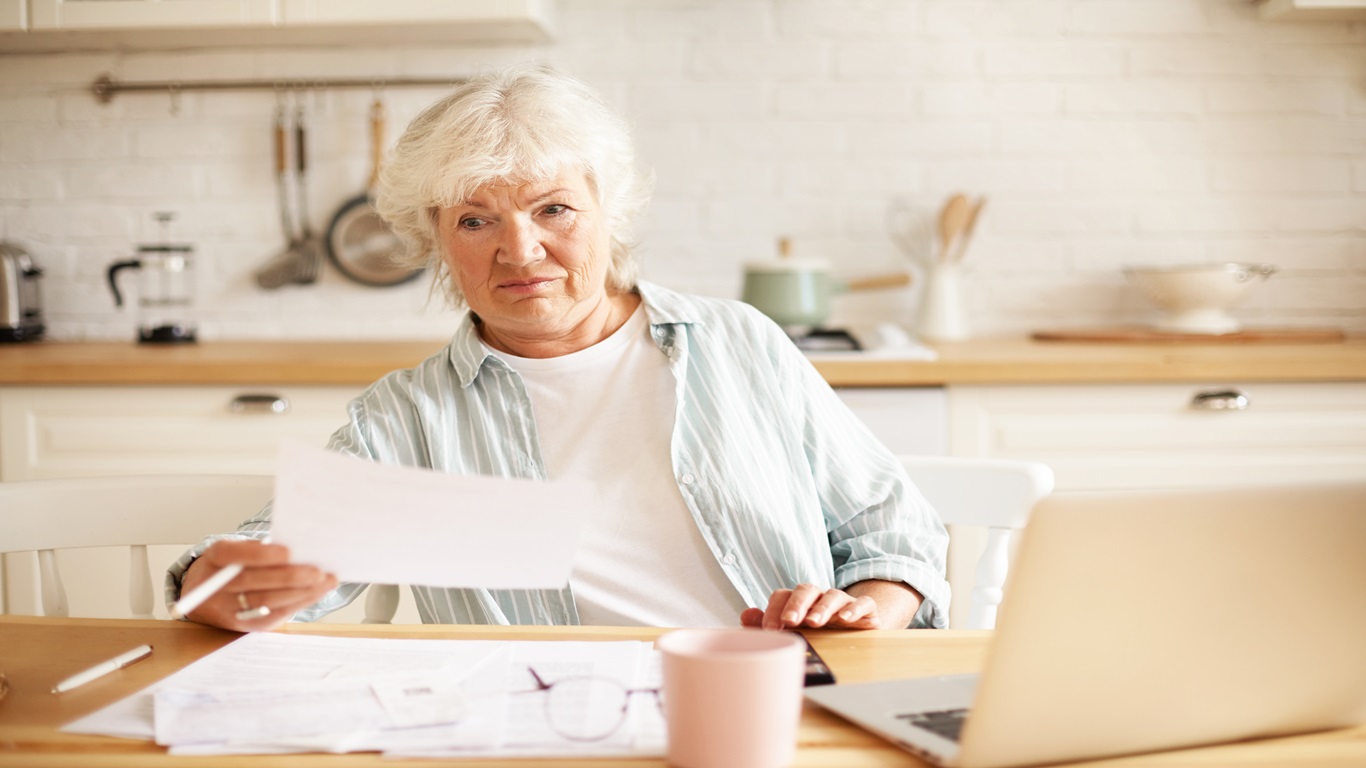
[106, 213, 197, 344]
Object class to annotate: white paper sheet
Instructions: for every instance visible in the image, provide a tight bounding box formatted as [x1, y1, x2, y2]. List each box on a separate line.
[269, 440, 593, 589]
[64, 633, 664, 759]
[63, 633, 502, 741]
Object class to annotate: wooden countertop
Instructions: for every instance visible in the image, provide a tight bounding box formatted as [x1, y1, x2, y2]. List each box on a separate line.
[1, 337, 1364, 387]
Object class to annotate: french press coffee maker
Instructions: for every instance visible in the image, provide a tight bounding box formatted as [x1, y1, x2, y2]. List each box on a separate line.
[106, 212, 197, 343]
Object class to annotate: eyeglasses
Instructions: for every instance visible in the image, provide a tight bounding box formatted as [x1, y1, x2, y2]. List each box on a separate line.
[517, 666, 662, 742]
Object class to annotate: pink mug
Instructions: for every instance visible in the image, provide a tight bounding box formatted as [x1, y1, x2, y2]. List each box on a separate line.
[657, 628, 807, 768]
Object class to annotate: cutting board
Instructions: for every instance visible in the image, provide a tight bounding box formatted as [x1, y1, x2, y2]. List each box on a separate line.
[1031, 326, 1346, 344]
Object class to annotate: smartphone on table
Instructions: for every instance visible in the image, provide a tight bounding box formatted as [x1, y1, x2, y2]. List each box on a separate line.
[798, 633, 836, 686]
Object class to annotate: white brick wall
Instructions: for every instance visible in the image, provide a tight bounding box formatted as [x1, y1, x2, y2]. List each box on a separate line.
[0, 0, 1362, 341]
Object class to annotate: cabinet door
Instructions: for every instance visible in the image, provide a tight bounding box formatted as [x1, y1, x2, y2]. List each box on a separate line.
[0, 385, 355, 480]
[0, 0, 24, 29]
[0, 385, 423, 622]
[948, 382, 1366, 492]
[280, 0, 549, 25]
[29, 0, 277, 29]
[836, 387, 948, 457]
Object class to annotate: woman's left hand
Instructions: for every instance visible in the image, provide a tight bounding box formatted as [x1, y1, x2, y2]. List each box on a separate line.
[741, 584, 880, 630]
[740, 580, 923, 631]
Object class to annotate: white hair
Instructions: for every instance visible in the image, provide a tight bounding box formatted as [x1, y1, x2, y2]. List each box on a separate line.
[375, 63, 651, 304]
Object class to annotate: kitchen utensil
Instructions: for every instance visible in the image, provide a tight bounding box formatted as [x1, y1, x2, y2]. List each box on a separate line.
[949, 196, 986, 262]
[741, 238, 912, 333]
[1123, 262, 1276, 334]
[106, 212, 197, 344]
[324, 98, 422, 287]
[0, 241, 44, 342]
[254, 104, 309, 289]
[885, 197, 934, 261]
[291, 104, 322, 284]
[935, 193, 972, 262]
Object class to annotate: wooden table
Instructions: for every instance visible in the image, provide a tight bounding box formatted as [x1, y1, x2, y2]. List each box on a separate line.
[2, 616, 1363, 767]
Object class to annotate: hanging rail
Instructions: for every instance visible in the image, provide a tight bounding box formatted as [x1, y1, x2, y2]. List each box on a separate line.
[90, 73, 465, 104]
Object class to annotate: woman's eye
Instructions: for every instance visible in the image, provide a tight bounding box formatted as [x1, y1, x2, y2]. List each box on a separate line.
[459, 217, 487, 230]
[542, 204, 568, 216]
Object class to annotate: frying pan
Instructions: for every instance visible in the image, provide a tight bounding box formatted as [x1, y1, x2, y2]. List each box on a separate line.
[324, 98, 423, 287]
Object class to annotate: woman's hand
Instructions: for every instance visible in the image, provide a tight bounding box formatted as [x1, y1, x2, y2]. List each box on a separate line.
[740, 580, 923, 631]
[179, 539, 338, 632]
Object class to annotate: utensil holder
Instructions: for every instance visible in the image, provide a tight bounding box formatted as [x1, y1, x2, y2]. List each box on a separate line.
[918, 262, 970, 342]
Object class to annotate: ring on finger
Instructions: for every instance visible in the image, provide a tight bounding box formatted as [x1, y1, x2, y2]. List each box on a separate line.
[234, 592, 272, 621]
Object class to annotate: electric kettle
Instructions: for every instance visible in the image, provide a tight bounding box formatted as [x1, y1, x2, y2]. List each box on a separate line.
[106, 214, 197, 344]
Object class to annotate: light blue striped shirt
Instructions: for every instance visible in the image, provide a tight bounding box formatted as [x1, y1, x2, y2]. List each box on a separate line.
[167, 282, 950, 628]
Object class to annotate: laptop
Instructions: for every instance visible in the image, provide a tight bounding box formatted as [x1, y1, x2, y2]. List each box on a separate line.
[805, 482, 1366, 768]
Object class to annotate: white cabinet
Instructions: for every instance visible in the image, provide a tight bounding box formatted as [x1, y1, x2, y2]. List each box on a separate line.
[29, 0, 277, 29]
[1258, 0, 1366, 20]
[0, 385, 418, 622]
[280, 0, 551, 28]
[0, 0, 26, 29]
[0, 385, 356, 480]
[947, 382, 1366, 492]
[943, 380, 1366, 628]
[4, 0, 552, 50]
[836, 387, 948, 457]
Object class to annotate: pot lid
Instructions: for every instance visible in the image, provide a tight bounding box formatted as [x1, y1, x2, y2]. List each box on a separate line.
[744, 258, 832, 273]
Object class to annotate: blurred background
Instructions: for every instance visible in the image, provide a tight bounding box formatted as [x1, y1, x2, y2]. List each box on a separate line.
[0, 0, 1362, 341]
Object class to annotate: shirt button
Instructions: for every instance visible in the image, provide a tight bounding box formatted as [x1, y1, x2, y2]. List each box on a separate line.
[680, 473, 695, 485]
[722, 553, 737, 565]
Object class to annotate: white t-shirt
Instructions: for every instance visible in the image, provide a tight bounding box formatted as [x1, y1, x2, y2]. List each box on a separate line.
[490, 306, 750, 627]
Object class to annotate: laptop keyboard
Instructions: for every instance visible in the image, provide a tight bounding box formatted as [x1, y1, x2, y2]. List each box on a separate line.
[896, 708, 968, 742]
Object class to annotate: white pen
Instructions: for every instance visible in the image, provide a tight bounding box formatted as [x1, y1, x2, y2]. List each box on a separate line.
[51, 644, 153, 694]
[169, 562, 243, 620]
[170, 536, 272, 620]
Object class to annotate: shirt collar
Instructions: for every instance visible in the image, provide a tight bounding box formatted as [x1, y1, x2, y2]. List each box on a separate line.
[443, 280, 703, 388]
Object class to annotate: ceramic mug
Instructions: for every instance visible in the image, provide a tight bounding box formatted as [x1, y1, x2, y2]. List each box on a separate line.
[657, 628, 806, 768]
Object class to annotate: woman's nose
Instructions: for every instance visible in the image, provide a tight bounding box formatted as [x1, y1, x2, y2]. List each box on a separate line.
[496, 218, 545, 266]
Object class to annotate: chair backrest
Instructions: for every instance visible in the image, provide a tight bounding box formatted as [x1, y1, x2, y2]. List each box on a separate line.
[899, 456, 1054, 630]
[0, 475, 273, 618]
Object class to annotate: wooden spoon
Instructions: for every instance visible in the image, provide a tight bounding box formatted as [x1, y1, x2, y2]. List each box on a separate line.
[950, 196, 987, 262]
[937, 193, 972, 262]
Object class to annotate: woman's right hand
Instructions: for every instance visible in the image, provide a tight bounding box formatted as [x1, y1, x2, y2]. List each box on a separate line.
[179, 539, 338, 632]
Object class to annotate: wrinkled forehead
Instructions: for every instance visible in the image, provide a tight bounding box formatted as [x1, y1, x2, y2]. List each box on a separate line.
[451, 167, 598, 208]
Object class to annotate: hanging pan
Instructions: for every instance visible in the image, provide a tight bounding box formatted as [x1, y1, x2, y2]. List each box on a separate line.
[324, 98, 423, 287]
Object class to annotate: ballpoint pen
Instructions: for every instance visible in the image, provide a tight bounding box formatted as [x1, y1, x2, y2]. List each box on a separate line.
[169, 562, 244, 620]
[170, 536, 274, 621]
[51, 644, 153, 694]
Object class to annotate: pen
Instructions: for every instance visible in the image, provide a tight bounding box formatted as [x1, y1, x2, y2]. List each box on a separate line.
[169, 536, 272, 620]
[169, 562, 243, 620]
[51, 644, 153, 694]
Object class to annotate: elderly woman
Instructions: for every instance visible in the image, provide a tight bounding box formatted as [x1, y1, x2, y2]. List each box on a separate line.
[168, 64, 949, 633]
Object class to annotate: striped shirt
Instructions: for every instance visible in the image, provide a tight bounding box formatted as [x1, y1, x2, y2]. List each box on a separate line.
[166, 281, 950, 628]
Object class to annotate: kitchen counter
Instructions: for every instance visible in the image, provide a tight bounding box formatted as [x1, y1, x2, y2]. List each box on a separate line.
[3, 337, 1365, 386]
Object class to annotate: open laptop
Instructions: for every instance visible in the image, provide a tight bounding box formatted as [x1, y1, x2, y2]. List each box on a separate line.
[805, 482, 1366, 768]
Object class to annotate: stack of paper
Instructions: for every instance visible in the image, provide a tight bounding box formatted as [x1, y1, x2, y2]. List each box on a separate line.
[65, 633, 665, 758]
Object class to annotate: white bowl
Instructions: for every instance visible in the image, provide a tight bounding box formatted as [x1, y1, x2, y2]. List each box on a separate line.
[1122, 263, 1276, 334]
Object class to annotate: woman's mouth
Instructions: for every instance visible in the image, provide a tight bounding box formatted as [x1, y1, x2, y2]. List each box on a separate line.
[499, 277, 557, 293]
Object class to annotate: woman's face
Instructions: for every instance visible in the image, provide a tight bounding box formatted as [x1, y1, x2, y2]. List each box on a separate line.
[436, 171, 617, 347]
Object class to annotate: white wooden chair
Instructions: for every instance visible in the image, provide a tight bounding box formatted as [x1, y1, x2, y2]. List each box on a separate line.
[899, 456, 1054, 630]
[363, 458, 1056, 629]
[0, 475, 273, 618]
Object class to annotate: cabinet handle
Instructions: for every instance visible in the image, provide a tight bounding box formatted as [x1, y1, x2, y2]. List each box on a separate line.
[1190, 389, 1249, 411]
[229, 394, 290, 415]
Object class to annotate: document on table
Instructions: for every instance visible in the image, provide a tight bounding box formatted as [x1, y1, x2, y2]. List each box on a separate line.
[64, 633, 665, 758]
[269, 440, 594, 590]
